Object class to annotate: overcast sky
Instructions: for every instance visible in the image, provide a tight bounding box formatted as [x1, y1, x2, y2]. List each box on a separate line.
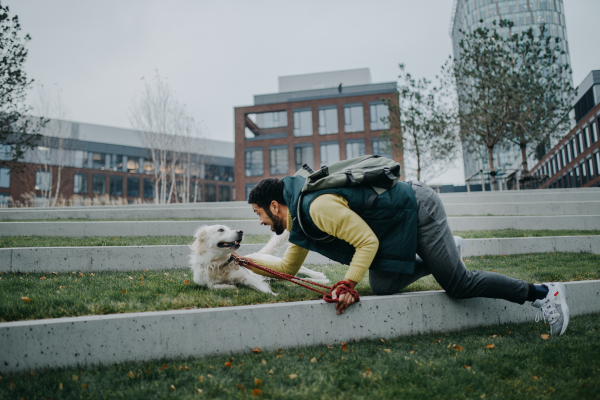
[7, 0, 600, 184]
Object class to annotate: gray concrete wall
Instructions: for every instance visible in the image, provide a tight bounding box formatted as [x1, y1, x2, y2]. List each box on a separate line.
[1, 236, 598, 273]
[1, 280, 598, 373]
[2, 215, 599, 237]
[2, 200, 599, 220]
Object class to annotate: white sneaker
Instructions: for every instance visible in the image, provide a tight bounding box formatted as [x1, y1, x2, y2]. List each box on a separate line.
[454, 236, 465, 259]
[533, 282, 570, 336]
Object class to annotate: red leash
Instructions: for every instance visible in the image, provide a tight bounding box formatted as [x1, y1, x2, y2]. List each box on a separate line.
[233, 256, 359, 304]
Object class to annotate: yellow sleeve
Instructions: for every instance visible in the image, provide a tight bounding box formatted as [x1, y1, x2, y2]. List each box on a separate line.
[309, 194, 379, 283]
[251, 243, 309, 279]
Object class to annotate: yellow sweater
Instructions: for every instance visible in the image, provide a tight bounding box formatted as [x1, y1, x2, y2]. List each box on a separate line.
[251, 194, 379, 283]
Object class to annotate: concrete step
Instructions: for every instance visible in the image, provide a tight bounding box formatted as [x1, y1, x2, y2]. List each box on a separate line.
[1, 200, 599, 220]
[1, 280, 598, 373]
[1, 236, 598, 273]
[2, 215, 599, 237]
[438, 188, 600, 203]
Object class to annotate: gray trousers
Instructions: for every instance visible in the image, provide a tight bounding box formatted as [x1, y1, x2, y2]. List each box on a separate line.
[369, 182, 529, 304]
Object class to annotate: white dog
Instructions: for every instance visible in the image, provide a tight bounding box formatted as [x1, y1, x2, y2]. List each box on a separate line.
[189, 224, 329, 295]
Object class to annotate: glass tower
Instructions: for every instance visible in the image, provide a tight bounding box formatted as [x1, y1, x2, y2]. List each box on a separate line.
[450, 0, 571, 180]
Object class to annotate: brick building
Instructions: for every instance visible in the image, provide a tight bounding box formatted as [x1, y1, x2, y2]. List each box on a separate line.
[529, 70, 600, 188]
[0, 120, 235, 205]
[234, 69, 401, 200]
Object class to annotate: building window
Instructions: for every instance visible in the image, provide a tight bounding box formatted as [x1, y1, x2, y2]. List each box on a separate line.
[344, 104, 364, 133]
[127, 158, 139, 173]
[372, 138, 393, 159]
[111, 155, 124, 171]
[0, 144, 12, 161]
[594, 152, 600, 178]
[73, 173, 88, 194]
[245, 183, 257, 201]
[570, 138, 577, 158]
[582, 126, 589, 150]
[35, 170, 51, 191]
[74, 150, 88, 168]
[293, 109, 313, 137]
[565, 142, 571, 164]
[576, 132, 583, 154]
[562, 174, 568, 189]
[294, 144, 314, 172]
[109, 176, 123, 196]
[588, 158, 595, 180]
[320, 142, 340, 166]
[92, 174, 106, 195]
[205, 184, 216, 202]
[245, 148, 264, 177]
[92, 153, 107, 170]
[591, 120, 598, 144]
[568, 170, 574, 188]
[369, 102, 390, 131]
[0, 167, 10, 189]
[346, 139, 366, 159]
[558, 148, 565, 169]
[581, 162, 587, 185]
[318, 106, 338, 135]
[143, 178, 154, 198]
[250, 111, 288, 129]
[127, 177, 140, 197]
[269, 146, 289, 175]
[219, 185, 230, 202]
[205, 165, 234, 182]
[574, 165, 580, 187]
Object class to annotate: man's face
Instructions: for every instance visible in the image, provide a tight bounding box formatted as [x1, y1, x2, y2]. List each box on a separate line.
[252, 203, 285, 235]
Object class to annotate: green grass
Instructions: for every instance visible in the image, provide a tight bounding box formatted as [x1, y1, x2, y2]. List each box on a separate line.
[0, 235, 273, 248]
[1, 314, 599, 399]
[1, 230, 599, 248]
[1, 253, 599, 322]
[453, 229, 600, 239]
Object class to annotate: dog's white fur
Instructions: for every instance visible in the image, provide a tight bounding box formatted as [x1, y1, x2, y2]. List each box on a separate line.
[189, 224, 328, 295]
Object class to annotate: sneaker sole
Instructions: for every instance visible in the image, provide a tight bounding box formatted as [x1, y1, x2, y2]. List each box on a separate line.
[554, 282, 570, 335]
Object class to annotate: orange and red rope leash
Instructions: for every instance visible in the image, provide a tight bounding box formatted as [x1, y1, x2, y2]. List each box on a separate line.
[233, 256, 359, 304]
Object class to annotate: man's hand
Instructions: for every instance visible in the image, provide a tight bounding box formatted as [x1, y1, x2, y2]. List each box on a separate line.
[231, 252, 253, 269]
[332, 280, 358, 315]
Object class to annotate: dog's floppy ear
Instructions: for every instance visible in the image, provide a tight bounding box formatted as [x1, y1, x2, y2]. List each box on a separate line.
[190, 226, 208, 254]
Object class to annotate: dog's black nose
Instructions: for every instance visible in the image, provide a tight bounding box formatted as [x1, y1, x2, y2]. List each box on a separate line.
[237, 230, 243, 235]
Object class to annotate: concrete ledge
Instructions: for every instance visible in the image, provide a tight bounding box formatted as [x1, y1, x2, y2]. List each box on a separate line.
[1, 280, 598, 373]
[1, 236, 598, 273]
[2, 201, 599, 220]
[2, 215, 600, 237]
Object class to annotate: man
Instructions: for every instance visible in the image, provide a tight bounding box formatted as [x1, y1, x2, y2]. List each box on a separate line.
[238, 177, 569, 336]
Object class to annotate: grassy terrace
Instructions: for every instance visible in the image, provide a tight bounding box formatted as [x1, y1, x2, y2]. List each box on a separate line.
[1, 230, 599, 248]
[1, 314, 599, 399]
[1, 253, 599, 322]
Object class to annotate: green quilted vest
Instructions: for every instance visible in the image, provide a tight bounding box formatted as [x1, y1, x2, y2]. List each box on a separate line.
[282, 175, 418, 274]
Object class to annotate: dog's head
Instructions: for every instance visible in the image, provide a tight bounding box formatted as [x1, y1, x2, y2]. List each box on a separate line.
[190, 225, 244, 257]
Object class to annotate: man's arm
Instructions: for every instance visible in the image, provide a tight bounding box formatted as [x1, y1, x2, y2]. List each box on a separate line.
[239, 242, 309, 279]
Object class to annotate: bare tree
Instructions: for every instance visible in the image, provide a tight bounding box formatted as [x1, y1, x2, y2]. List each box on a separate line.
[130, 73, 190, 204]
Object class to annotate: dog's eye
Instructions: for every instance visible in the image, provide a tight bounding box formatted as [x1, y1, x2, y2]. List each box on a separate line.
[218, 229, 224, 232]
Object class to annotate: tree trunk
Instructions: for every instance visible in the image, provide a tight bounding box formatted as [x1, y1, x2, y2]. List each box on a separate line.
[487, 146, 497, 191]
[51, 166, 62, 208]
[519, 139, 528, 175]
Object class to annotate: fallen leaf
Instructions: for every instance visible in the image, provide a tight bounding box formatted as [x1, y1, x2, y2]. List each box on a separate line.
[184, 280, 190, 284]
[90, 273, 94, 276]
[261, 359, 266, 365]
[252, 388, 261, 396]
[463, 365, 471, 370]
[237, 384, 245, 390]
[310, 357, 317, 363]
[197, 389, 203, 394]
[409, 350, 414, 354]
[140, 281, 144, 285]
[40, 276, 46, 280]
[145, 369, 151, 375]
[341, 344, 348, 352]
[327, 345, 333, 349]
[81, 383, 87, 389]
[485, 344, 495, 349]
[466, 387, 472, 392]
[341, 356, 344, 360]
[447, 343, 452, 349]
[128, 371, 135, 379]
[269, 369, 273, 375]
[453, 345, 464, 351]
[171, 384, 176, 392]
[198, 376, 203, 382]
[252, 347, 262, 353]
[481, 395, 486, 399]
[59, 286, 66, 289]
[179, 366, 189, 370]
[144, 269, 149, 272]
[532, 376, 538, 380]
[383, 349, 391, 353]
[78, 272, 84, 277]
[164, 273, 169, 276]
[72, 375, 78, 381]
[121, 290, 126, 293]
[159, 364, 169, 371]
[492, 335, 497, 338]
[21, 297, 31, 302]
[168, 279, 173, 281]
[128, 276, 134, 280]
[225, 362, 232, 368]
[297, 354, 303, 357]
[59, 382, 63, 390]
[381, 339, 386, 343]
[207, 374, 212, 378]
[541, 334, 549, 340]
[254, 378, 262, 386]
[289, 374, 297, 379]
[278, 348, 282, 352]
[276, 354, 283, 359]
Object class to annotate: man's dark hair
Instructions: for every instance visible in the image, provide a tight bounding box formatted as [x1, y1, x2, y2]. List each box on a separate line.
[247, 178, 286, 210]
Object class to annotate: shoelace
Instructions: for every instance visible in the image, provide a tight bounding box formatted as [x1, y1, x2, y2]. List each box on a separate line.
[535, 298, 558, 324]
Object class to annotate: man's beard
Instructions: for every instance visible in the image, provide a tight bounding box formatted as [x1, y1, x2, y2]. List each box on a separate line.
[265, 208, 285, 235]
